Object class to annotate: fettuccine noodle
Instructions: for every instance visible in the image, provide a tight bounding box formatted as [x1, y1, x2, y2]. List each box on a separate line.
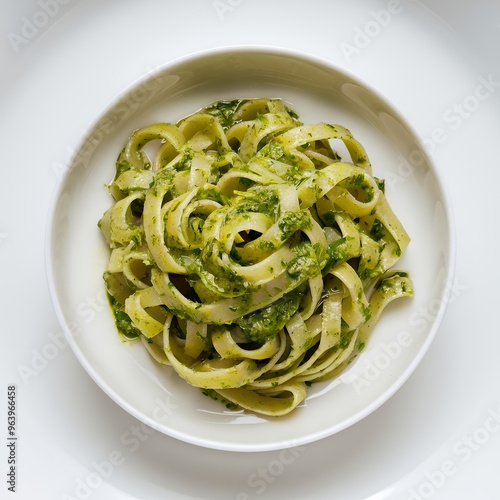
[98, 98, 413, 416]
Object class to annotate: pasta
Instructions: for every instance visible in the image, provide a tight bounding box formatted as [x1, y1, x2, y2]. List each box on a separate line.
[98, 98, 413, 417]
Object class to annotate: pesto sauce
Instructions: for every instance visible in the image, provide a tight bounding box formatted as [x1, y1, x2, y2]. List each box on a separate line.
[201, 389, 238, 410]
[285, 241, 320, 281]
[233, 186, 280, 218]
[235, 289, 303, 343]
[374, 177, 385, 193]
[339, 325, 354, 350]
[107, 293, 141, 340]
[369, 218, 385, 241]
[116, 159, 132, 177]
[202, 99, 243, 130]
[322, 237, 348, 274]
[175, 148, 194, 171]
[278, 210, 312, 240]
[375, 272, 412, 294]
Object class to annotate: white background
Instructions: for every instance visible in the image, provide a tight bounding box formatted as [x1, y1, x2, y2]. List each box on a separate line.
[1, 1, 499, 499]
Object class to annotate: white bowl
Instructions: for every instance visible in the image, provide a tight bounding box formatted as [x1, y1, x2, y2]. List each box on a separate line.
[46, 46, 455, 452]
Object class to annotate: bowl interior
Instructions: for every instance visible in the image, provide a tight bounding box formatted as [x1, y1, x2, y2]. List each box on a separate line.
[47, 47, 454, 452]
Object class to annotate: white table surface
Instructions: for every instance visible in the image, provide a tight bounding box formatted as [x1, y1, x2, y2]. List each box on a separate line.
[1, 1, 499, 499]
